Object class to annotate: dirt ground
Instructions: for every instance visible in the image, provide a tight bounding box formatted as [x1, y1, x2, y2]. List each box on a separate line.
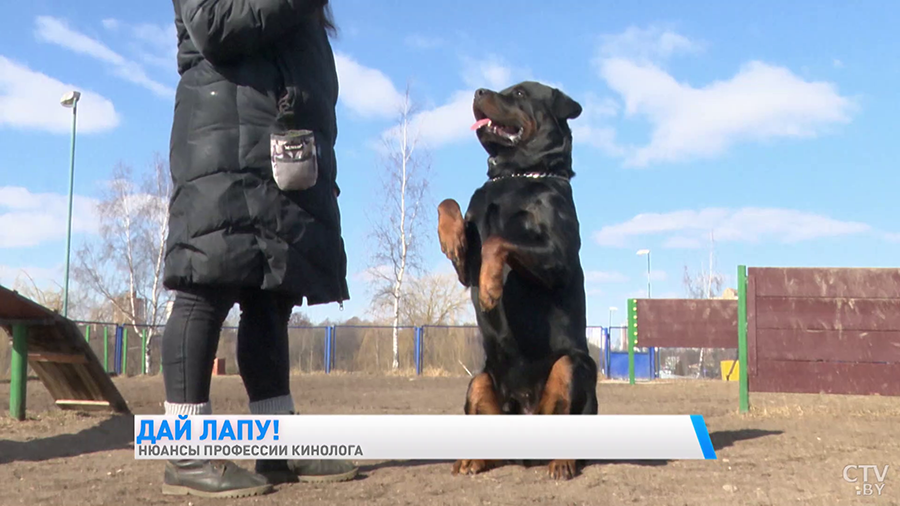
[1, 374, 898, 506]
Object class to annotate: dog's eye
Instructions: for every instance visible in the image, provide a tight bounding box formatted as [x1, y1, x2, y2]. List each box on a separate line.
[515, 89, 525, 98]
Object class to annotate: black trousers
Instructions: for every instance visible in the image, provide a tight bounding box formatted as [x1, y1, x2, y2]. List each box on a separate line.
[161, 286, 295, 405]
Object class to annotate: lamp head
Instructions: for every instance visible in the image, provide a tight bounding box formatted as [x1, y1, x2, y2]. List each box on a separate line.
[60, 91, 81, 108]
[636, 249, 650, 256]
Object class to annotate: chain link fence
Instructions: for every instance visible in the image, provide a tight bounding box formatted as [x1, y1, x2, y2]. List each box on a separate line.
[1, 322, 736, 381]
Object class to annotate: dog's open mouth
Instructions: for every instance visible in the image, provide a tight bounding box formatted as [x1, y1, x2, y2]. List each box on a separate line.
[471, 109, 524, 144]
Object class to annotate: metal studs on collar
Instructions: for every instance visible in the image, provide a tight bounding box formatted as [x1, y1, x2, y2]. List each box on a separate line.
[488, 172, 570, 183]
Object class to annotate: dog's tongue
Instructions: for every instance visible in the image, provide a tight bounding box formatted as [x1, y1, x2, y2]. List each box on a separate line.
[470, 118, 491, 131]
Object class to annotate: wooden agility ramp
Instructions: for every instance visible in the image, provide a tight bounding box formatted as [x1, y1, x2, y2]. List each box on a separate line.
[1, 285, 130, 420]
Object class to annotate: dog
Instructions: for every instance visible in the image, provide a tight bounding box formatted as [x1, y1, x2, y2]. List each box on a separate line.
[437, 81, 599, 481]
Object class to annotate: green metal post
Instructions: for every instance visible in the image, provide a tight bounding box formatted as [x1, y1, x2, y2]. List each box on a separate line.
[84, 325, 90, 343]
[738, 265, 749, 413]
[103, 326, 109, 372]
[62, 101, 78, 318]
[122, 327, 129, 377]
[627, 298, 637, 385]
[141, 329, 147, 375]
[10, 324, 28, 420]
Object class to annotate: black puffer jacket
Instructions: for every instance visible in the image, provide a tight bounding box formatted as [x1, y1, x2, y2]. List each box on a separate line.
[163, 0, 349, 306]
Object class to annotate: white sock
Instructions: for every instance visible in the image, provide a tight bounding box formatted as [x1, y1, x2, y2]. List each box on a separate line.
[248, 394, 295, 415]
[164, 401, 212, 416]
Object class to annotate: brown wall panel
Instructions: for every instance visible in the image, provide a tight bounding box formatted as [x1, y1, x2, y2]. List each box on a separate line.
[747, 273, 759, 377]
[635, 299, 737, 348]
[756, 329, 900, 363]
[750, 267, 900, 298]
[751, 360, 900, 396]
[754, 297, 900, 331]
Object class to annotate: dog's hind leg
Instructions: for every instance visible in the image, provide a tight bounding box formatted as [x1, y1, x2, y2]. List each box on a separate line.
[535, 353, 598, 480]
[451, 372, 504, 476]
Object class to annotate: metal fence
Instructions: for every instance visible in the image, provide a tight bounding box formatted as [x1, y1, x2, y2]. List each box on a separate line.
[0, 322, 729, 380]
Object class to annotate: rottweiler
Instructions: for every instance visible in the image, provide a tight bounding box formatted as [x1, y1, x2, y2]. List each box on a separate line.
[437, 81, 599, 481]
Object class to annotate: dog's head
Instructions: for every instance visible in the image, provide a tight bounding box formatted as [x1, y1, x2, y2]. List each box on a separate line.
[471, 81, 582, 177]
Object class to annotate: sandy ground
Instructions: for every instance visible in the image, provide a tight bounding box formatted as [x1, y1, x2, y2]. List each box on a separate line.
[1, 374, 898, 506]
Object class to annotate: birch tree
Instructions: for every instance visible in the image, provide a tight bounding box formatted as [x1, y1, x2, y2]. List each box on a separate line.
[367, 85, 430, 370]
[74, 154, 172, 374]
[681, 230, 726, 377]
[682, 231, 724, 299]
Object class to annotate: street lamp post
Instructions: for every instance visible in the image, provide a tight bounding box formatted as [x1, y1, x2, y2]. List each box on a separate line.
[636, 249, 651, 298]
[608, 306, 617, 330]
[60, 90, 81, 318]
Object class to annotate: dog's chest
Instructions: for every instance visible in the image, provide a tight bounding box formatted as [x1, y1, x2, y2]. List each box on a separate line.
[466, 183, 552, 237]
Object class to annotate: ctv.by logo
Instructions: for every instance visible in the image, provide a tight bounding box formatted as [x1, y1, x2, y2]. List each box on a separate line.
[843, 465, 889, 496]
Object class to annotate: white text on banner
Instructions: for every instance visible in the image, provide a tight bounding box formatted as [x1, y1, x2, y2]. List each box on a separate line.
[134, 414, 717, 461]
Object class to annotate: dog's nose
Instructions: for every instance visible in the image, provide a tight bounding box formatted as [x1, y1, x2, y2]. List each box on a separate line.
[475, 88, 489, 98]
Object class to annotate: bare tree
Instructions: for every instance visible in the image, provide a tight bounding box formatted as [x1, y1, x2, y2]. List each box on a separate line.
[289, 311, 313, 327]
[682, 231, 724, 299]
[366, 85, 431, 370]
[73, 154, 172, 374]
[681, 230, 727, 378]
[10, 271, 95, 320]
[369, 272, 472, 326]
[403, 273, 473, 326]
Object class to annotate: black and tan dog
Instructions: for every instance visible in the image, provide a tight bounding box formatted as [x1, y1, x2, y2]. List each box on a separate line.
[437, 81, 599, 480]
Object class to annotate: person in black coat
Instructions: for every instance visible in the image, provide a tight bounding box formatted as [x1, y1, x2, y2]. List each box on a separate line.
[160, 0, 354, 498]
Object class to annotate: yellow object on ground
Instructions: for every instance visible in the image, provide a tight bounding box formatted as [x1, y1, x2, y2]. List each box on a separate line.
[721, 360, 739, 382]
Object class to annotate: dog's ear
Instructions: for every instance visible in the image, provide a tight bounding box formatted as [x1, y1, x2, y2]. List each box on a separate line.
[551, 89, 582, 121]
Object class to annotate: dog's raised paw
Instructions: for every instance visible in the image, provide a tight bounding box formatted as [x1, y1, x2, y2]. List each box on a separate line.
[452, 459, 494, 476]
[478, 283, 502, 312]
[548, 459, 576, 480]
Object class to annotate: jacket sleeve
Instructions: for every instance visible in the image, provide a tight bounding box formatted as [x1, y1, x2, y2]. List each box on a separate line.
[180, 0, 321, 64]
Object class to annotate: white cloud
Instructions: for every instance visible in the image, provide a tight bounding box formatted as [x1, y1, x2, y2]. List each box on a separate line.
[594, 27, 856, 167]
[662, 236, 703, 249]
[594, 207, 872, 248]
[354, 52, 613, 154]
[404, 34, 444, 50]
[334, 52, 405, 119]
[584, 270, 628, 283]
[572, 124, 623, 155]
[34, 16, 174, 98]
[380, 57, 533, 149]
[0, 186, 100, 248]
[832, 59, 844, 69]
[460, 56, 530, 91]
[402, 90, 477, 149]
[108, 19, 178, 72]
[0, 56, 119, 134]
[101, 19, 120, 31]
[599, 25, 703, 64]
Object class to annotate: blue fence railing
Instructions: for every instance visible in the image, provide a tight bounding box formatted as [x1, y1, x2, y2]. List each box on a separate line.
[60, 322, 652, 379]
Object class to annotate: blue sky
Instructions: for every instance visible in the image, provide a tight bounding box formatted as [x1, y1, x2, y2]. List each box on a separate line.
[1, 0, 899, 327]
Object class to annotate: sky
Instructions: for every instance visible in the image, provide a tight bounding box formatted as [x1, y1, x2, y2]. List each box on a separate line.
[1, 0, 899, 328]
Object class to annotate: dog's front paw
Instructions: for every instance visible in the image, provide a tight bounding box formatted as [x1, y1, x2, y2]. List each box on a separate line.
[452, 459, 497, 476]
[478, 236, 507, 311]
[437, 199, 467, 281]
[548, 459, 577, 480]
[478, 281, 503, 311]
